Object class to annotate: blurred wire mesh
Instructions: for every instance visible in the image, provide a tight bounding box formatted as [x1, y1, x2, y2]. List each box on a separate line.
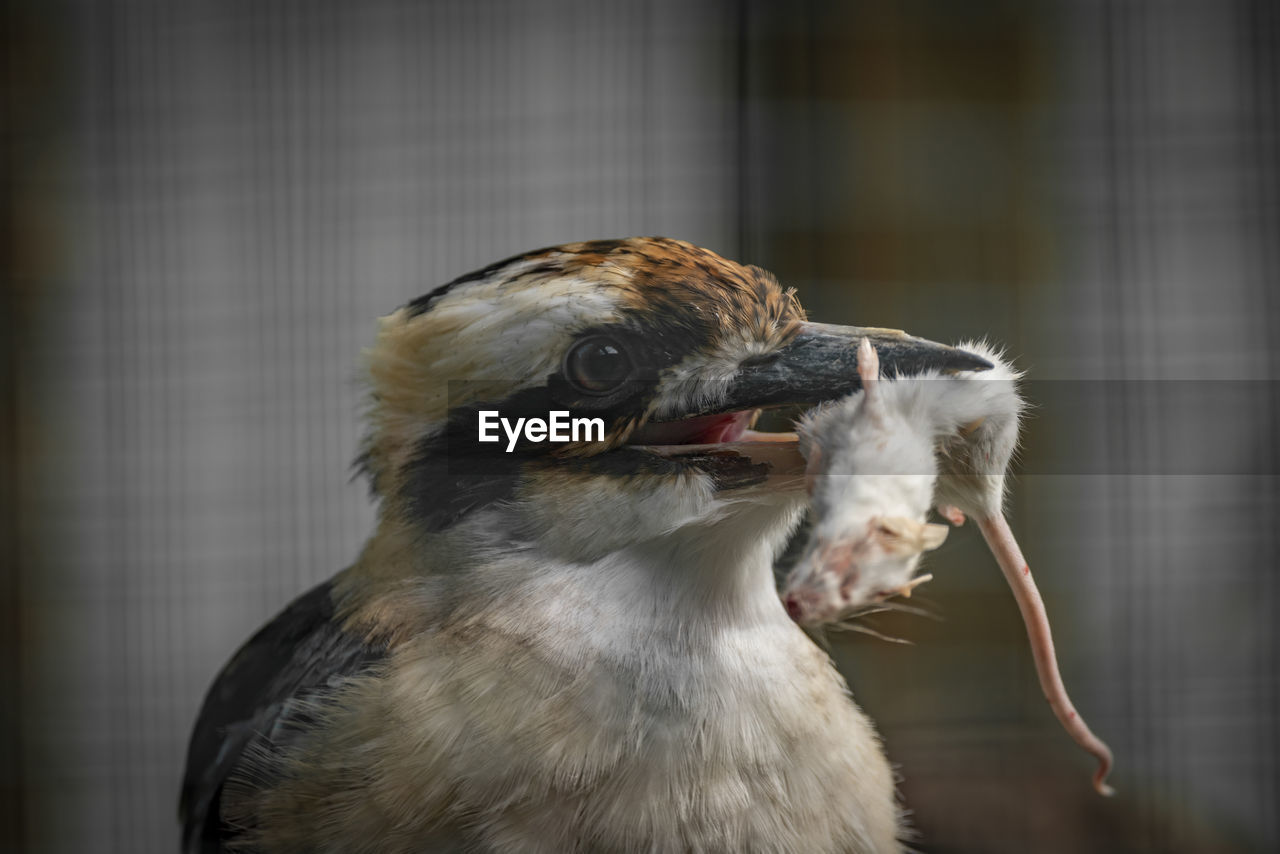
[4, 1, 1277, 852]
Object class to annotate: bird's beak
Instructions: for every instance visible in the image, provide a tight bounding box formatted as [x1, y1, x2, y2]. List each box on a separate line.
[679, 322, 993, 420]
[631, 324, 991, 489]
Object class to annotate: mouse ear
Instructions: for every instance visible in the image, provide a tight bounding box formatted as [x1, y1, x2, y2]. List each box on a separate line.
[874, 516, 949, 556]
[921, 522, 949, 551]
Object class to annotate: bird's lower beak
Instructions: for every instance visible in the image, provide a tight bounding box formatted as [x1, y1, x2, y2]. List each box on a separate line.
[679, 322, 993, 420]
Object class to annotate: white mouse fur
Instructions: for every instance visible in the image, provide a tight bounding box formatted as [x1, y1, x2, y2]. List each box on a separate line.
[930, 339, 1025, 520]
[783, 339, 1023, 625]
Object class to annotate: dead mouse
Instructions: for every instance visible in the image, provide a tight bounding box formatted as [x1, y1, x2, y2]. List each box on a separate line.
[784, 337, 1115, 796]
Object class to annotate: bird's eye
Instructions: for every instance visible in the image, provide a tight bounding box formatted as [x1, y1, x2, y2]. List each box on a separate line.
[564, 335, 633, 395]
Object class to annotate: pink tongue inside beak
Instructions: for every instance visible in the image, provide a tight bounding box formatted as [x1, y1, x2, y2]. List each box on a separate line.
[630, 411, 753, 445]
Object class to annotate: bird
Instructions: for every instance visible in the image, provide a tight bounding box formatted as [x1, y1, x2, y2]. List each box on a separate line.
[179, 236, 995, 854]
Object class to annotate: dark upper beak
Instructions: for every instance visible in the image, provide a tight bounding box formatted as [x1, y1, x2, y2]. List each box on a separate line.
[668, 322, 993, 420]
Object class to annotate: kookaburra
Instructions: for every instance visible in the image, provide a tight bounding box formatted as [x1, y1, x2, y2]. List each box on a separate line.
[180, 237, 997, 853]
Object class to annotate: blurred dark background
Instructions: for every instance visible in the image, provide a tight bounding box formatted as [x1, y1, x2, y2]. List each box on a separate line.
[3, 1, 1277, 851]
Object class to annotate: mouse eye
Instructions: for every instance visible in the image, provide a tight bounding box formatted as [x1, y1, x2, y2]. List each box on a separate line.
[564, 334, 633, 395]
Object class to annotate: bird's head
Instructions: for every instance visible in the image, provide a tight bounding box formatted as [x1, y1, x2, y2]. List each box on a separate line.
[358, 237, 989, 561]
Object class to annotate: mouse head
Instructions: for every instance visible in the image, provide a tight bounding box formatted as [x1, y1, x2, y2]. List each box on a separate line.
[783, 507, 948, 625]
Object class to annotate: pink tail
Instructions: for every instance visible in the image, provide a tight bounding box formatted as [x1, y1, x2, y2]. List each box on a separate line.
[977, 514, 1115, 796]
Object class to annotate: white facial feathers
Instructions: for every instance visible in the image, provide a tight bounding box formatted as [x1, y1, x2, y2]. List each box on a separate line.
[371, 271, 626, 425]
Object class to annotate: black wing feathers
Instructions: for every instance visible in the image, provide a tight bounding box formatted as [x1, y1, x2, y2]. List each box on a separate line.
[179, 580, 386, 853]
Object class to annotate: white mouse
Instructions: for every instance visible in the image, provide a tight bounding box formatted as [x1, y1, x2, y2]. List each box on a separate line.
[784, 337, 1114, 797]
[783, 338, 948, 624]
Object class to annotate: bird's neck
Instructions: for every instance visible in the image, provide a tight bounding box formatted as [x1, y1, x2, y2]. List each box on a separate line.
[592, 499, 805, 624]
[338, 491, 806, 651]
